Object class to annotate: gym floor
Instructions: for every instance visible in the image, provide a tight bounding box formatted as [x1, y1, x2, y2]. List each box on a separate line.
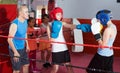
[34, 50, 120, 73]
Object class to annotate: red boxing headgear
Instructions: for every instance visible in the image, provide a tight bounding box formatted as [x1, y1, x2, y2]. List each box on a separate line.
[50, 7, 63, 20]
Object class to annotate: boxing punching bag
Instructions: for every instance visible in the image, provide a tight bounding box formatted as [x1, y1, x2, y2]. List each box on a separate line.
[41, 8, 46, 15]
[48, 0, 55, 21]
[48, 0, 55, 14]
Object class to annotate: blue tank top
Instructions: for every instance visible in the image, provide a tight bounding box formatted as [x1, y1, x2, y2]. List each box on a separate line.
[97, 38, 115, 57]
[9, 18, 28, 50]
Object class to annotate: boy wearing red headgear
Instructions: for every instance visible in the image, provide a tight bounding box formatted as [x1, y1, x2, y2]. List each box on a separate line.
[50, 7, 74, 73]
[50, 7, 92, 73]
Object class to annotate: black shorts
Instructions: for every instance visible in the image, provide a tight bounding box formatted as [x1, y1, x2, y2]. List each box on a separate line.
[52, 50, 71, 64]
[86, 53, 113, 73]
[9, 49, 29, 71]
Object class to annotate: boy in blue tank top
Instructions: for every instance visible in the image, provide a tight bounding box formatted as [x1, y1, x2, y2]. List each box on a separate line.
[8, 4, 30, 73]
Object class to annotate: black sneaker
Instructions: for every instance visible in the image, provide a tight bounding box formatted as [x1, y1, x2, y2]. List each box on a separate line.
[46, 62, 51, 67]
[43, 62, 51, 68]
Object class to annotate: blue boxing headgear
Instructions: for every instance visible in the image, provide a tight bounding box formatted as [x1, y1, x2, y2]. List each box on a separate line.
[96, 9, 112, 26]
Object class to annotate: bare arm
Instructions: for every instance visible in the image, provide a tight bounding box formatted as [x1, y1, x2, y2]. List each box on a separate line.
[8, 23, 20, 62]
[47, 24, 51, 39]
[25, 33, 30, 52]
[98, 28, 111, 48]
[7, 23, 19, 55]
[62, 22, 76, 30]
[47, 24, 55, 42]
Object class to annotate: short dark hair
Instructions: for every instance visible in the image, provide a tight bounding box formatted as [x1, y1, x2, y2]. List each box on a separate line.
[28, 17, 34, 22]
[42, 14, 49, 20]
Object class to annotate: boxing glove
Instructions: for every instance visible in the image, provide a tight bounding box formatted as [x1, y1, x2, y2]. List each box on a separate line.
[91, 18, 103, 32]
[76, 24, 91, 32]
[51, 20, 62, 38]
[91, 18, 102, 41]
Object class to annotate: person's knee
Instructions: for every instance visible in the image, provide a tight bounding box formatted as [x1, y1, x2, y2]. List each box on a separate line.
[52, 65, 59, 73]
[23, 64, 29, 68]
[65, 62, 71, 66]
[13, 70, 20, 73]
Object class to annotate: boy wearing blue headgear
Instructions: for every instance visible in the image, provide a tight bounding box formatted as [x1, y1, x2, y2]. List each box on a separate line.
[87, 9, 117, 73]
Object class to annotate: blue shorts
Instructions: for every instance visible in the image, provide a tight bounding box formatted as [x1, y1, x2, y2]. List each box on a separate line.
[9, 49, 29, 71]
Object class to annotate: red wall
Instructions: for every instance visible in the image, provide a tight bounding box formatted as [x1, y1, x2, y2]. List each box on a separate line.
[0, 4, 17, 73]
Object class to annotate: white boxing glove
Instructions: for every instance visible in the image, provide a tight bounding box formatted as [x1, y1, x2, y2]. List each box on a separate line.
[91, 18, 102, 41]
[91, 18, 98, 25]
